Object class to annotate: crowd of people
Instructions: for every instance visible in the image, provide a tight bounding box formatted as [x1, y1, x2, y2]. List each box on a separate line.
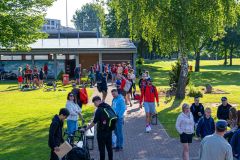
[176, 97, 240, 160]
[48, 62, 240, 160]
[17, 63, 48, 89]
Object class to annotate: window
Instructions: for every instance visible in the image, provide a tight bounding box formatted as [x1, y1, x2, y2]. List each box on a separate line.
[12, 55, 22, 60]
[26, 55, 32, 60]
[47, 20, 50, 25]
[51, 20, 55, 25]
[1, 55, 12, 60]
[47, 26, 50, 30]
[34, 55, 48, 60]
[57, 55, 65, 60]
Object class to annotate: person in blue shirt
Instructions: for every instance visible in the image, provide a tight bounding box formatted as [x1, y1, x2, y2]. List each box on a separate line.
[196, 107, 215, 139]
[230, 110, 240, 160]
[111, 89, 126, 152]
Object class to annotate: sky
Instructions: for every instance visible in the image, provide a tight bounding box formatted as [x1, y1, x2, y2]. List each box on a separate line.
[46, 0, 94, 28]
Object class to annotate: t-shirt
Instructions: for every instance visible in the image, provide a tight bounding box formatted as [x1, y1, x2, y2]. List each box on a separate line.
[200, 134, 233, 160]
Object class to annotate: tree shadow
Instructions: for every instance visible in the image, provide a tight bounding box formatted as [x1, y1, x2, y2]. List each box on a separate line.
[201, 65, 240, 71]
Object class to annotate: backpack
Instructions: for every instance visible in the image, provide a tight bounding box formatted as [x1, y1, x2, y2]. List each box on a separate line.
[123, 79, 132, 92]
[79, 88, 88, 104]
[67, 147, 90, 160]
[99, 104, 118, 131]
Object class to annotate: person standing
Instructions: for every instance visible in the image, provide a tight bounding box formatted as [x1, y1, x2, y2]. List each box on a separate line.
[217, 97, 232, 121]
[71, 83, 82, 108]
[43, 63, 48, 80]
[111, 64, 117, 86]
[74, 64, 81, 85]
[138, 73, 147, 90]
[17, 67, 23, 89]
[48, 108, 70, 160]
[224, 107, 238, 142]
[200, 120, 233, 160]
[140, 78, 159, 132]
[230, 110, 240, 160]
[96, 73, 108, 102]
[129, 69, 136, 98]
[39, 68, 44, 87]
[190, 96, 204, 125]
[85, 96, 113, 160]
[196, 108, 215, 139]
[176, 103, 195, 160]
[111, 89, 126, 151]
[65, 92, 84, 134]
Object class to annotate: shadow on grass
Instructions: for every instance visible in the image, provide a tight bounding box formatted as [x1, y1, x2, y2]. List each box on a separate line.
[158, 98, 184, 137]
[201, 65, 240, 71]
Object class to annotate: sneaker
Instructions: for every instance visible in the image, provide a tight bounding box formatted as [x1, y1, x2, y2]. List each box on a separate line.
[148, 125, 152, 132]
[146, 125, 150, 133]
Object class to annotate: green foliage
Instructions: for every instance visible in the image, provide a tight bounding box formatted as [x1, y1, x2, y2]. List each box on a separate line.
[0, 0, 54, 50]
[57, 70, 64, 80]
[72, 3, 106, 34]
[136, 57, 144, 66]
[169, 61, 190, 88]
[188, 85, 203, 98]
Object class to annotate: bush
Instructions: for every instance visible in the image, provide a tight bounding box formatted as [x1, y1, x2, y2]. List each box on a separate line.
[169, 61, 190, 89]
[188, 85, 203, 98]
[57, 70, 64, 80]
[136, 57, 144, 66]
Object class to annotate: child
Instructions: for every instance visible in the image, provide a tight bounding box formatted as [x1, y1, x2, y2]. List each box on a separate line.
[196, 107, 215, 139]
[17, 67, 23, 89]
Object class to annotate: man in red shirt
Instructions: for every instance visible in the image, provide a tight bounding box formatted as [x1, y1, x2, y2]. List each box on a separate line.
[111, 64, 117, 85]
[140, 78, 159, 132]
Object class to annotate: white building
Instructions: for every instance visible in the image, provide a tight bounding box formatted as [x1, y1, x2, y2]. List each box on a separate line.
[42, 18, 61, 31]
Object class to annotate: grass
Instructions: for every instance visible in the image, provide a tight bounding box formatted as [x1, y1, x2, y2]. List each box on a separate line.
[0, 82, 94, 160]
[142, 59, 240, 137]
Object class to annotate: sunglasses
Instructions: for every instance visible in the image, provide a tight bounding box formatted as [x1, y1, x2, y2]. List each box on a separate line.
[69, 95, 74, 97]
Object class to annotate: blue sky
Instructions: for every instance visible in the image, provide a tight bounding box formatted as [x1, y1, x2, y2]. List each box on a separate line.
[46, 0, 93, 28]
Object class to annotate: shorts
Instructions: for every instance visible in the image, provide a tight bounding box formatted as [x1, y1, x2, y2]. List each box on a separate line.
[112, 73, 117, 79]
[180, 133, 193, 143]
[122, 90, 127, 96]
[18, 76, 23, 83]
[143, 102, 156, 113]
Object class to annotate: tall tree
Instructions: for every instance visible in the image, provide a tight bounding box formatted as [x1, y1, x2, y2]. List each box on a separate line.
[111, 0, 239, 99]
[0, 0, 54, 50]
[72, 3, 105, 34]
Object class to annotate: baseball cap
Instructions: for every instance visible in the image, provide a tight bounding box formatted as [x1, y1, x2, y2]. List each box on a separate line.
[147, 78, 152, 82]
[216, 120, 228, 130]
[221, 97, 227, 101]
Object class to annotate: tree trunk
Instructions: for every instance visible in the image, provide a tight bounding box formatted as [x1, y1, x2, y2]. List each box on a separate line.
[195, 51, 200, 72]
[224, 49, 227, 65]
[229, 49, 233, 66]
[176, 54, 188, 99]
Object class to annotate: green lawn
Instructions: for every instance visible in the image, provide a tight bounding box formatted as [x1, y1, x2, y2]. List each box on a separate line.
[0, 83, 94, 160]
[142, 59, 240, 137]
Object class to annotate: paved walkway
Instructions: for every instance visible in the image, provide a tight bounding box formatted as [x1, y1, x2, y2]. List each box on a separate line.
[89, 85, 200, 160]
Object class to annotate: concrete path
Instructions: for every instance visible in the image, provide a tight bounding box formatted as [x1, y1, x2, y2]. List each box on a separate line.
[88, 85, 200, 160]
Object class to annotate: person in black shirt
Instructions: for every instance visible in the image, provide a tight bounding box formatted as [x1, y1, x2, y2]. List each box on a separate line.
[85, 96, 113, 160]
[48, 108, 69, 160]
[217, 97, 232, 121]
[190, 97, 205, 124]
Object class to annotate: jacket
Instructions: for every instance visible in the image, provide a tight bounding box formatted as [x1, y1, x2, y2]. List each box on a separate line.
[190, 103, 204, 123]
[196, 116, 215, 139]
[176, 112, 194, 134]
[48, 115, 64, 149]
[66, 100, 81, 121]
[140, 85, 159, 104]
[230, 128, 240, 159]
[112, 95, 126, 118]
[217, 104, 232, 120]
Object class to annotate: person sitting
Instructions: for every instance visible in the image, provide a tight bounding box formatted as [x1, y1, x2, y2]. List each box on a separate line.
[196, 107, 215, 139]
[217, 97, 232, 121]
[230, 110, 240, 160]
[190, 96, 204, 125]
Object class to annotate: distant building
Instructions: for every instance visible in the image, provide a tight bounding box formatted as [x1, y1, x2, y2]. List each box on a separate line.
[42, 18, 61, 31]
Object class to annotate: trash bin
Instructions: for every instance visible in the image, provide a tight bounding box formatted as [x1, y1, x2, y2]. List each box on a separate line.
[63, 74, 69, 85]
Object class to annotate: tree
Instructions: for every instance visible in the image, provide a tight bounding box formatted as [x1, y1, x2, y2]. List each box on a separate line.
[72, 3, 105, 34]
[110, 0, 240, 99]
[0, 0, 54, 50]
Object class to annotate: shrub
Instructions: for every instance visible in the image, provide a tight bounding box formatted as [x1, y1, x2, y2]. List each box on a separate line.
[57, 70, 64, 80]
[136, 57, 144, 66]
[188, 85, 203, 97]
[169, 60, 190, 89]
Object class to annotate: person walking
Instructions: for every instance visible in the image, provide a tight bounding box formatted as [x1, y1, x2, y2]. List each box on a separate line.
[65, 92, 84, 134]
[190, 96, 204, 125]
[85, 96, 113, 160]
[230, 110, 240, 160]
[43, 63, 48, 80]
[176, 103, 195, 160]
[111, 89, 126, 151]
[140, 78, 159, 132]
[196, 107, 215, 139]
[74, 64, 82, 85]
[111, 64, 117, 86]
[48, 108, 70, 160]
[96, 73, 108, 102]
[200, 120, 233, 160]
[217, 97, 232, 121]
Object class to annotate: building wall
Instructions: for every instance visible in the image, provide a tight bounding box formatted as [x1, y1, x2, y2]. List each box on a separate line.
[102, 53, 133, 65]
[79, 54, 99, 69]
